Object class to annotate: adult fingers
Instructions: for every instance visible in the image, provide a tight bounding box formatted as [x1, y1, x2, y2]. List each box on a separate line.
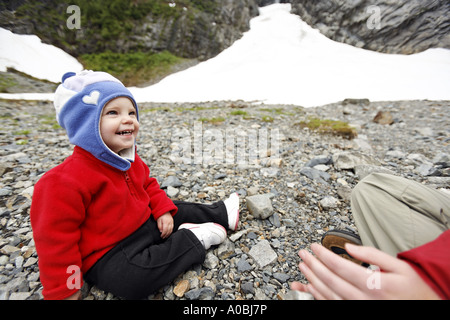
[305, 244, 371, 299]
[290, 281, 308, 292]
[290, 280, 327, 300]
[345, 244, 406, 273]
[298, 259, 334, 300]
[299, 247, 363, 300]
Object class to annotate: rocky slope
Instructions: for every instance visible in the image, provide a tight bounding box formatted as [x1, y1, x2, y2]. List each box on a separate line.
[288, 0, 450, 54]
[0, 0, 259, 60]
[0, 95, 448, 300]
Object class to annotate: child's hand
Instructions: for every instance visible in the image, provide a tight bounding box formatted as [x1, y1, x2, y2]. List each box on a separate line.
[157, 212, 174, 239]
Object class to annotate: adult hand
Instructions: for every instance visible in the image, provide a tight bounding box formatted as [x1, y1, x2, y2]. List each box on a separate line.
[157, 212, 174, 239]
[291, 243, 440, 300]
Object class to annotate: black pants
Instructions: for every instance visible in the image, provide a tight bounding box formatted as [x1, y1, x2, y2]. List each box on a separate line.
[84, 200, 228, 299]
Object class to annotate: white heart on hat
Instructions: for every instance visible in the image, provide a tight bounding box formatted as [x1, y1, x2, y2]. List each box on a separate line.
[82, 90, 100, 105]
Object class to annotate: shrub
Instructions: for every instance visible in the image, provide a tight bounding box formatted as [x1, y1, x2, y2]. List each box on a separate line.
[298, 118, 358, 139]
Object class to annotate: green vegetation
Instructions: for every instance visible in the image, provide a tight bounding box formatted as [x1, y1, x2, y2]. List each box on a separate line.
[199, 117, 226, 124]
[261, 115, 274, 122]
[259, 107, 286, 115]
[79, 50, 184, 86]
[13, 130, 31, 135]
[298, 117, 358, 139]
[0, 73, 18, 93]
[230, 110, 248, 116]
[72, 0, 181, 42]
[16, 139, 29, 145]
[73, 0, 219, 25]
[184, 0, 219, 14]
[13, 0, 220, 85]
[38, 115, 61, 130]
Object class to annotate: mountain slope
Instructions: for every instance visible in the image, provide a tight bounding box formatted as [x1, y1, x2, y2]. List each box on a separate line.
[130, 4, 450, 107]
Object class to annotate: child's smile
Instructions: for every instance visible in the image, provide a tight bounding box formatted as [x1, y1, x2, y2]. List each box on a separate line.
[117, 130, 134, 136]
[100, 97, 139, 154]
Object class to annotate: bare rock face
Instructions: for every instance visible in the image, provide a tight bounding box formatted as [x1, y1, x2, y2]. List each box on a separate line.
[0, 0, 260, 60]
[288, 0, 450, 54]
[128, 0, 260, 60]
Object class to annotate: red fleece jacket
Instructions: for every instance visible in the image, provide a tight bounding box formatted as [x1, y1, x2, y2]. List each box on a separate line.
[398, 229, 450, 300]
[30, 146, 178, 300]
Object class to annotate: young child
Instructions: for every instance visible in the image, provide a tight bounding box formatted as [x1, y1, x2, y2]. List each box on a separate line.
[30, 70, 240, 300]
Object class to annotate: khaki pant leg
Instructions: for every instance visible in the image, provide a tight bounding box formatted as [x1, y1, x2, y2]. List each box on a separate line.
[351, 173, 450, 256]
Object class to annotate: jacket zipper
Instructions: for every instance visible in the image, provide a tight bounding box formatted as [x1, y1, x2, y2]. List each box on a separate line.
[124, 172, 138, 198]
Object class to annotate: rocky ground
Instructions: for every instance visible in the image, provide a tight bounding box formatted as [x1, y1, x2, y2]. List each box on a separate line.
[0, 95, 449, 300]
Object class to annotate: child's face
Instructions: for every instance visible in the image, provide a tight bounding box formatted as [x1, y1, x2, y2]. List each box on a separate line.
[100, 97, 139, 154]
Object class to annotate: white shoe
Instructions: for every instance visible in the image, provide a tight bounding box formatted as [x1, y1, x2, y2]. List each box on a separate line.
[179, 223, 227, 250]
[224, 193, 240, 231]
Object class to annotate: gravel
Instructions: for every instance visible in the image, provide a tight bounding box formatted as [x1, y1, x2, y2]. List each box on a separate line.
[0, 97, 449, 300]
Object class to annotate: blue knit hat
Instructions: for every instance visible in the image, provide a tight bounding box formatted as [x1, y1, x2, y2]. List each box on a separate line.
[54, 70, 139, 171]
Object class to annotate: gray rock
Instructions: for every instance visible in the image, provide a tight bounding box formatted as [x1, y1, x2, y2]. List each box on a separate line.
[246, 194, 274, 219]
[415, 127, 434, 137]
[229, 230, 246, 242]
[0, 255, 9, 265]
[273, 272, 291, 283]
[14, 256, 24, 268]
[160, 176, 182, 188]
[305, 155, 332, 167]
[281, 218, 296, 227]
[0, 188, 12, 197]
[166, 186, 179, 198]
[320, 196, 339, 209]
[237, 256, 253, 272]
[354, 164, 395, 180]
[217, 239, 235, 259]
[333, 151, 381, 170]
[433, 153, 449, 167]
[203, 252, 219, 269]
[417, 164, 440, 177]
[240, 282, 255, 294]
[0, 245, 20, 255]
[385, 150, 406, 160]
[185, 287, 215, 300]
[248, 240, 277, 268]
[336, 184, 352, 202]
[299, 167, 331, 183]
[9, 291, 31, 300]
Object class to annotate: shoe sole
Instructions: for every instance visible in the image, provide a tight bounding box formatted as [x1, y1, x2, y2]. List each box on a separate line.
[321, 230, 368, 267]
